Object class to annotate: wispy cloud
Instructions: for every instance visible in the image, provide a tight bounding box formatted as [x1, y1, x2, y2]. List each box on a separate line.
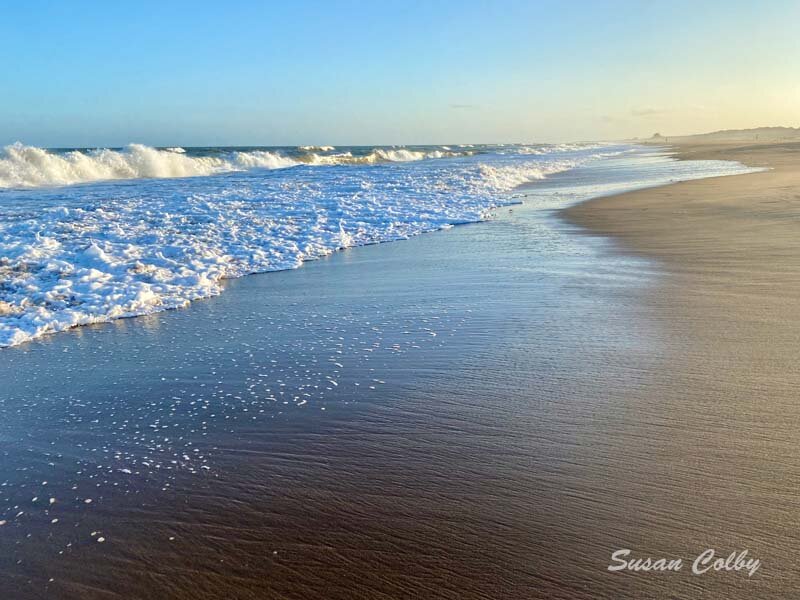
[630, 106, 671, 118]
[450, 103, 478, 110]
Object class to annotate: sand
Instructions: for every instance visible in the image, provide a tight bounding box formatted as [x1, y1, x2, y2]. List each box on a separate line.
[563, 141, 800, 598]
[2, 144, 798, 599]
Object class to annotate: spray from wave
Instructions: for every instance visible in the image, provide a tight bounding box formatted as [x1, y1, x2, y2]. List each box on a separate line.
[0, 143, 473, 189]
[298, 145, 335, 152]
[297, 147, 469, 166]
[0, 141, 674, 347]
[0, 143, 297, 188]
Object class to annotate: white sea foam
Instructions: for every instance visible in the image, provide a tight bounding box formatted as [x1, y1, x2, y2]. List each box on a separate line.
[0, 143, 749, 349]
[0, 143, 297, 188]
[0, 143, 474, 189]
[299, 147, 468, 166]
[0, 144, 594, 347]
[512, 142, 610, 155]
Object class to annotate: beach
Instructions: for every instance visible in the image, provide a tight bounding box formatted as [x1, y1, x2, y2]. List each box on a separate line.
[4, 1, 798, 597]
[0, 144, 794, 599]
[564, 140, 800, 597]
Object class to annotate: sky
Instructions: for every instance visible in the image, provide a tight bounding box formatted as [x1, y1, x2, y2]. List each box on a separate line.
[1, 0, 799, 147]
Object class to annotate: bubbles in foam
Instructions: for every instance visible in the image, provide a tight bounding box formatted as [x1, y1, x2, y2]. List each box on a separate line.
[0, 143, 297, 188]
[0, 142, 626, 347]
[0, 143, 478, 188]
[297, 147, 470, 166]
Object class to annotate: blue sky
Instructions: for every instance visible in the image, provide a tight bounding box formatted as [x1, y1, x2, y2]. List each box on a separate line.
[1, 0, 798, 146]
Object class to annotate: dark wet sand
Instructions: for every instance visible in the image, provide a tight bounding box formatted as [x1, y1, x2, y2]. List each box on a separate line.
[3, 146, 798, 599]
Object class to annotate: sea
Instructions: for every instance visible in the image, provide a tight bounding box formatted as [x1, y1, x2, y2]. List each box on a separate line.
[0, 142, 751, 348]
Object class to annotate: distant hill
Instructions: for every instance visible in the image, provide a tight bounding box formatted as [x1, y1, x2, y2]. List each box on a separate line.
[645, 127, 800, 144]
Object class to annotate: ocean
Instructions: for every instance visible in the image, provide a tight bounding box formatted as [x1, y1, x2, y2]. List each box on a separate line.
[0, 142, 751, 348]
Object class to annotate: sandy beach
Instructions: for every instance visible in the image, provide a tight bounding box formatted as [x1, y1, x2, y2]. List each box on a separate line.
[3, 2, 798, 598]
[1, 144, 796, 599]
[564, 140, 800, 597]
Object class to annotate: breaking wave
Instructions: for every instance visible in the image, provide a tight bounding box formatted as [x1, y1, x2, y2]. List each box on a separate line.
[297, 147, 469, 166]
[0, 143, 472, 189]
[0, 143, 601, 346]
[0, 143, 296, 188]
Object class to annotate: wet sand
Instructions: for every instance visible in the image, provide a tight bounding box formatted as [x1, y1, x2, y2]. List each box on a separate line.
[2, 147, 795, 599]
[564, 141, 800, 598]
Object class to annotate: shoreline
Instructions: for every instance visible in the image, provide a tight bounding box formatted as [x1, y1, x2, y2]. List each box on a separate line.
[0, 149, 705, 599]
[562, 140, 800, 264]
[2, 145, 796, 598]
[561, 140, 800, 596]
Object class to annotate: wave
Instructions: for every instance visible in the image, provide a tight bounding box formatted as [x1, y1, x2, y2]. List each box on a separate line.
[511, 142, 610, 156]
[0, 143, 475, 189]
[0, 143, 298, 189]
[8, 140, 759, 352]
[297, 147, 470, 166]
[5, 142, 718, 349]
[298, 145, 335, 152]
[0, 146, 598, 346]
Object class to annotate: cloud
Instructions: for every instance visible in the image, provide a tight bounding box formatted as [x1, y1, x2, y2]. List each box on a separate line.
[450, 103, 478, 110]
[630, 106, 671, 118]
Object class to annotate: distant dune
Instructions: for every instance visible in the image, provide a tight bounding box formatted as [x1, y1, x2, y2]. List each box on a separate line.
[639, 126, 800, 144]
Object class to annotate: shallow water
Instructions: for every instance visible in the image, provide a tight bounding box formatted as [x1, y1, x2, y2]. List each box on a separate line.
[0, 142, 618, 348]
[0, 149, 762, 598]
[0, 143, 753, 348]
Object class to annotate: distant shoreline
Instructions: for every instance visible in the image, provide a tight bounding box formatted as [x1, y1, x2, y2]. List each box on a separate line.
[562, 138, 799, 253]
